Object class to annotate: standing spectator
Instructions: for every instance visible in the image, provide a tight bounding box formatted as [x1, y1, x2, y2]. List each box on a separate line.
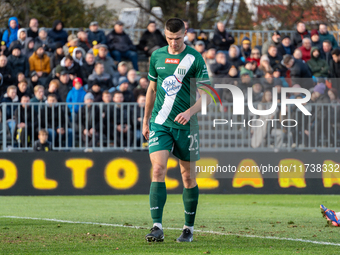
[291, 22, 310, 48]
[22, 37, 35, 58]
[0, 55, 13, 94]
[138, 21, 167, 57]
[133, 77, 149, 99]
[30, 85, 46, 113]
[277, 35, 295, 57]
[184, 28, 196, 48]
[117, 77, 135, 102]
[282, 55, 312, 88]
[299, 38, 312, 62]
[35, 27, 55, 55]
[127, 69, 138, 90]
[81, 53, 95, 85]
[88, 21, 106, 46]
[50, 42, 64, 69]
[88, 62, 113, 91]
[29, 43, 51, 85]
[2, 17, 19, 47]
[9, 28, 27, 51]
[320, 40, 333, 66]
[7, 45, 30, 78]
[34, 129, 52, 152]
[227, 45, 244, 70]
[310, 29, 322, 49]
[66, 77, 86, 115]
[262, 31, 281, 55]
[307, 47, 329, 78]
[106, 21, 139, 71]
[240, 36, 252, 61]
[318, 23, 338, 49]
[27, 18, 39, 39]
[95, 44, 116, 79]
[329, 48, 340, 92]
[48, 20, 68, 45]
[211, 21, 235, 55]
[77, 31, 91, 53]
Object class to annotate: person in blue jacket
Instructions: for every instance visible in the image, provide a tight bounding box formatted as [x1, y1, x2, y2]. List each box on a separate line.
[47, 20, 68, 45]
[66, 77, 86, 115]
[2, 17, 19, 47]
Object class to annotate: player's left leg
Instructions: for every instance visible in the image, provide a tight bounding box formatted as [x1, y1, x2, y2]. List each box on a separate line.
[320, 204, 340, 226]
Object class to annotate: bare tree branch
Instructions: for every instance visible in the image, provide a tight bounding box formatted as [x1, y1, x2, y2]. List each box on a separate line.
[121, 0, 165, 23]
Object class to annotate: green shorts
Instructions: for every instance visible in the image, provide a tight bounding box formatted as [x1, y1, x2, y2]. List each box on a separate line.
[148, 122, 200, 162]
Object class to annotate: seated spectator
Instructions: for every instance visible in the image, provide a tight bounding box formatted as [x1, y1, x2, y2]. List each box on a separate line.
[29, 71, 39, 88]
[88, 62, 113, 91]
[0, 41, 10, 56]
[194, 41, 206, 55]
[211, 21, 235, 56]
[133, 77, 149, 99]
[262, 31, 281, 55]
[240, 36, 251, 61]
[291, 22, 310, 48]
[29, 43, 51, 85]
[45, 79, 62, 102]
[307, 47, 329, 78]
[227, 45, 244, 70]
[184, 28, 197, 48]
[27, 18, 39, 39]
[277, 35, 294, 57]
[22, 37, 35, 58]
[311, 29, 322, 49]
[66, 77, 86, 115]
[14, 94, 36, 147]
[41, 93, 72, 147]
[328, 88, 340, 104]
[57, 69, 72, 102]
[252, 83, 263, 103]
[248, 60, 262, 78]
[138, 21, 167, 56]
[293, 48, 302, 60]
[0, 55, 14, 94]
[127, 69, 138, 90]
[35, 27, 55, 55]
[60, 54, 82, 81]
[17, 80, 33, 100]
[267, 45, 283, 71]
[77, 31, 91, 53]
[89, 83, 102, 102]
[48, 20, 68, 45]
[9, 28, 27, 52]
[50, 42, 64, 69]
[113, 61, 128, 86]
[246, 48, 261, 66]
[72, 47, 85, 66]
[282, 54, 312, 88]
[107, 21, 139, 71]
[210, 52, 230, 77]
[329, 48, 340, 92]
[258, 54, 273, 77]
[63, 34, 79, 55]
[319, 23, 338, 49]
[238, 68, 253, 93]
[260, 71, 282, 90]
[81, 53, 95, 85]
[1, 85, 19, 135]
[30, 85, 46, 113]
[2, 17, 19, 47]
[8, 45, 30, 79]
[95, 44, 116, 79]
[204, 46, 216, 77]
[273, 67, 289, 87]
[320, 40, 333, 66]
[299, 38, 312, 62]
[78, 92, 100, 146]
[88, 21, 106, 46]
[117, 77, 135, 102]
[17, 72, 26, 84]
[197, 30, 211, 49]
[34, 129, 52, 152]
[224, 65, 239, 89]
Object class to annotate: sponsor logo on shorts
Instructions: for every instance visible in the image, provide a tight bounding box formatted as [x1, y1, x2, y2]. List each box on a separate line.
[165, 58, 180, 64]
[149, 142, 159, 147]
[149, 131, 155, 138]
[149, 137, 158, 143]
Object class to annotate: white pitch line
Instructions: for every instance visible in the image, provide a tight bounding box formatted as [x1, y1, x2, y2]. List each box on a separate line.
[1, 216, 340, 246]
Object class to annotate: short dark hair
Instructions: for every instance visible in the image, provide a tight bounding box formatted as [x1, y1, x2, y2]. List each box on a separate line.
[323, 40, 331, 45]
[332, 48, 340, 56]
[113, 90, 123, 96]
[165, 18, 185, 33]
[47, 93, 57, 100]
[65, 54, 73, 62]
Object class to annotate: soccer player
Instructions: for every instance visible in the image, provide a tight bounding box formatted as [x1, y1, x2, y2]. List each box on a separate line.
[143, 18, 211, 242]
[320, 205, 340, 226]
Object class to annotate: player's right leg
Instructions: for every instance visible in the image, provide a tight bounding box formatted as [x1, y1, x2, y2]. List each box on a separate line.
[320, 204, 340, 226]
[145, 150, 169, 242]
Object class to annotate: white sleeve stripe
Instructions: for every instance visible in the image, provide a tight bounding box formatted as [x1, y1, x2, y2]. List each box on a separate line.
[148, 73, 157, 79]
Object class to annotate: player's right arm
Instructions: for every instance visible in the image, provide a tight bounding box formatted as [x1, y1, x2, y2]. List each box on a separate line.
[142, 80, 157, 140]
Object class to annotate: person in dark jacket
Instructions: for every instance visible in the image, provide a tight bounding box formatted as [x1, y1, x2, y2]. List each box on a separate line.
[310, 29, 322, 49]
[107, 21, 139, 70]
[60, 54, 82, 81]
[0, 55, 14, 94]
[318, 23, 338, 49]
[34, 129, 52, 152]
[320, 40, 333, 66]
[88, 21, 106, 46]
[138, 21, 167, 56]
[291, 22, 310, 48]
[211, 22, 235, 54]
[267, 45, 283, 71]
[88, 62, 113, 91]
[81, 53, 95, 85]
[47, 20, 68, 45]
[197, 30, 211, 49]
[35, 27, 55, 55]
[261, 30, 281, 55]
[27, 18, 39, 39]
[0, 41, 10, 57]
[329, 48, 340, 92]
[50, 42, 65, 69]
[77, 31, 91, 53]
[94, 44, 116, 79]
[240, 36, 252, 61]
[2, 17, 19, 47]
[210, 52, 230, 77]
[117, 76, 135, 102]
[277, 35, 295, 57]
[307, 47, 329, 78]
[227, 45, 244, 70]
[22, 37, 35, 58]
[7, 44, 30, 78]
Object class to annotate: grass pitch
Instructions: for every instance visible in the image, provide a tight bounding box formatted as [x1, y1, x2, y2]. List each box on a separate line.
[0, 194, 339, 254]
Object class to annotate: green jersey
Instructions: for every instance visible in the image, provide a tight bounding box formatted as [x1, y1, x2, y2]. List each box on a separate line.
[148, 45, 210, 130]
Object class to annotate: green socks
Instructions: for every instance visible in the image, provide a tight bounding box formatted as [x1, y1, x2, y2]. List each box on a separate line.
[149, 182, 167, 224]
[183, 185, 199, 227]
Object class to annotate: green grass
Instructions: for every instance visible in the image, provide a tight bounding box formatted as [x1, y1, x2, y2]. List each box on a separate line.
[0, 195, 339, 254]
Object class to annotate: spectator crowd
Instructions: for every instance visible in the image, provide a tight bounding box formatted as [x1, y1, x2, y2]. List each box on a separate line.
[0, 16, 339, 150]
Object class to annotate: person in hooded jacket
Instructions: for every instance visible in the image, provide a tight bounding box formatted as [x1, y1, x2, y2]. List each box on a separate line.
[227, 45, 244, 70]
[211, 22, 235, 55]
[2, 17, 19, 47]
[307, 47, 329, 78]
[66, 77, 86, 115]
[7, 44, 30, 79]
[50, 42, 64, 69]
[72, 47, 85, 66]
[9, 28, 28, 52]
[138, 21, 167, 57]
[81, 53, 95, 85]
[47, 20, 68, 45]
[22, 37, 35, 58]
[35, 27, 55, 56]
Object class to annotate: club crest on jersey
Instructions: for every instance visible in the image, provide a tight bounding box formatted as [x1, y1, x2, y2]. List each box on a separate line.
[165, 58, 180, 64]
[178, 66, 186, 75]
[161, 75, 182, 96]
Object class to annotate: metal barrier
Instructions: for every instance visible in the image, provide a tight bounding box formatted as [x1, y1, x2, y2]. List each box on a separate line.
[1, 101, 339, 152]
